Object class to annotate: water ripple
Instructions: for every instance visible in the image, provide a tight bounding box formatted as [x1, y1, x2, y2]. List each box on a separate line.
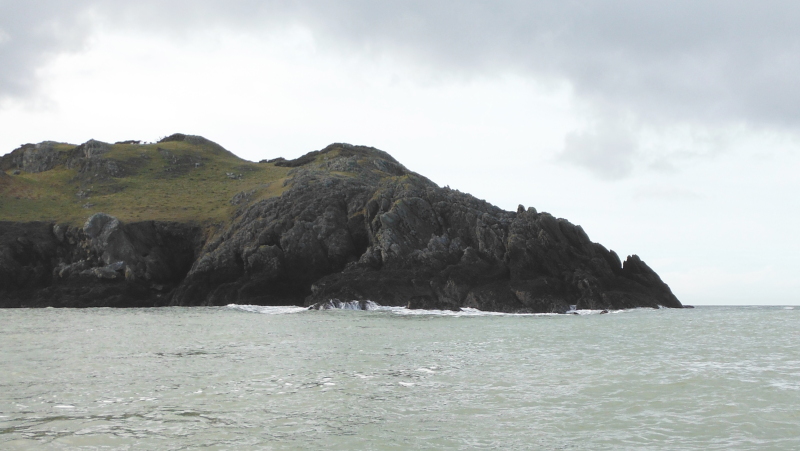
[0, 306, 798, 449]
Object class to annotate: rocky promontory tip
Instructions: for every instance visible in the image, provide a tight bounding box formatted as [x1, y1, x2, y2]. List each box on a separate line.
[0, 136, 681, 311]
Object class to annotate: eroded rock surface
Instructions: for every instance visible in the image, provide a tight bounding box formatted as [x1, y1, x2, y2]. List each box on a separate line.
[169, 143, 681, 312]
[0, 216, 202, 307]
[0, 141, 681, 311]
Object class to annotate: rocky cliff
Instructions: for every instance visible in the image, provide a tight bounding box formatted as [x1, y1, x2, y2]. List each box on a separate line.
[0, 135, 682, 311]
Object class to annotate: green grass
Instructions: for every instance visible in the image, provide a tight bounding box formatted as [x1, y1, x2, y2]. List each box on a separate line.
[0, 141, 291, 225]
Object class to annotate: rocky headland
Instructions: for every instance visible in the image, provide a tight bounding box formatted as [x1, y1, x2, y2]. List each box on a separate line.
[0, 134, 682, 312]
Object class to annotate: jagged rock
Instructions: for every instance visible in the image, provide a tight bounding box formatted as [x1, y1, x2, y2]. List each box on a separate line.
[78, 139, 111, 159]
[84, 212, 118, 240]
[93, 266, 119, 279]
[0, 142, 61, 173]
[124, 265, 136, 282]
[0, 139, 682, 311]
[0, 215, 202, 307]
[0, 139, 119, 179]
[22, 142, 60, 173]
[231, 189, 256, 205]
[307, 299, 377, 310]
[167, 143, 681, 312]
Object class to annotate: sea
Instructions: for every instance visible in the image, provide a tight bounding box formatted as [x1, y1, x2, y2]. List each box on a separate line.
[1, 305, 798, 450]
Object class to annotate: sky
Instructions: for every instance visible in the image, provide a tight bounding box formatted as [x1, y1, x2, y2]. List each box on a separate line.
[1, 1, 799, 305]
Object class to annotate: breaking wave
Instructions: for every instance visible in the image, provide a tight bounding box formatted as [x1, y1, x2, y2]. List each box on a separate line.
[225, 304, 308, 315]
[227, 301, 626, 316]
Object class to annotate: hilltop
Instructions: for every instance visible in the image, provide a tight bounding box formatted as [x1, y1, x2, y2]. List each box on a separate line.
[0, 134, 683, 311]
[0, 134, 290, 225]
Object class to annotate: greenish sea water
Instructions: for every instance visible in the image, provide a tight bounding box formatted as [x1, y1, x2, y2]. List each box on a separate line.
[1, 305, 798, 450]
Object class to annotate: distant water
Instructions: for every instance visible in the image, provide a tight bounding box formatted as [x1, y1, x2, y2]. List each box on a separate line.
[1, 305, 799, 450]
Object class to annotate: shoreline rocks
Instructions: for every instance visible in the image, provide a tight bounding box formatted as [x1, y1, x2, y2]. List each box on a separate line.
[0, 141, 682, 312]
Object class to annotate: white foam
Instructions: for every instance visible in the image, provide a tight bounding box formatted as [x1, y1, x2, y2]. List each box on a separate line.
[227, 302, 629, 317]
[367, 304, 619, 317]
[379, 306, 559, 317]
[226, 304, 307, 314]
[313, 300, 381, 310]
[377, 306, 511, 316]
[54, 405, 75, 409]
[570, 309, 622, 315]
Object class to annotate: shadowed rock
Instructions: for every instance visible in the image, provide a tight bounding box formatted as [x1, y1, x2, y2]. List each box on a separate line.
[0, 215, 202, 307]
[169, 143, 681, 312]
[0, 139, 682, 312]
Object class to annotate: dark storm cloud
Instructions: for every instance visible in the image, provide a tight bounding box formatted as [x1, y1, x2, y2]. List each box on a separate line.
[2, 1, 799, 175]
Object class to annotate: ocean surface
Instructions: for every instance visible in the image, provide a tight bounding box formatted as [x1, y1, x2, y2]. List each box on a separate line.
[1, 305, 798, 450]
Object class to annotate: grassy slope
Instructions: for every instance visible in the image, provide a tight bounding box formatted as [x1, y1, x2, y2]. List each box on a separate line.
[0, 140, 292, 225]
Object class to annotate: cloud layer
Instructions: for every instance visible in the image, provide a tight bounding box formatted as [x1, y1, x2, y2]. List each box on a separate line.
[2, 1, 799, 304]
[2, 1, 799, 177]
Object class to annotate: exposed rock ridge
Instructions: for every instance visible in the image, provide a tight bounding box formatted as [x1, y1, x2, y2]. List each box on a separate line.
[0, 139, 119, 177]
[0, 139, 681, 311]
[169, 143, 681, 312]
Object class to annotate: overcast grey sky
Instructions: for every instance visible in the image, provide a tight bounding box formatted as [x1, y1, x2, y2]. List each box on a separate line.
[2, 1, 799, 304]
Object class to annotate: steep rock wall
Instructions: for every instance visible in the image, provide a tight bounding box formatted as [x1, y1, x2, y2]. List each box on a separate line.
[167, 145, 681, 312]
[0, 217, 202, 307]
[0, 142, 681, 312]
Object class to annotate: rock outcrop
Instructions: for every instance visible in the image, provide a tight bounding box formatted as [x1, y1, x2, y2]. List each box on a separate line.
[0, 140, 113, 174]
[0, 140, 682, 311]
[168, 143, 681, 312]
[0, 216, 202, 307]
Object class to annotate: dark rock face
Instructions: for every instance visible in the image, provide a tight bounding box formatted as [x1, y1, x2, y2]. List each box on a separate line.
[0, 142, 681, 311]
[168, 144, 681, 312]
[0, 217, 202, 307]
